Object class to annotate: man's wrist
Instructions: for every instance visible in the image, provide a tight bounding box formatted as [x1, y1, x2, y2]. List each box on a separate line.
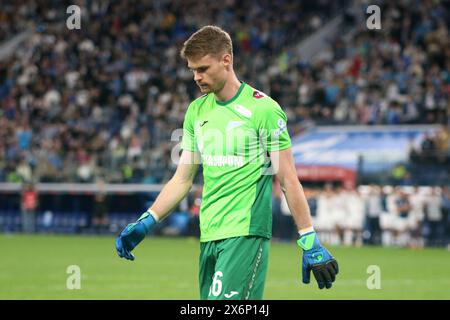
[147, 209, 160, 222]
[298, 226, 314, 237]
[137, 209, 159, 232]
[297, 229, 319, 251]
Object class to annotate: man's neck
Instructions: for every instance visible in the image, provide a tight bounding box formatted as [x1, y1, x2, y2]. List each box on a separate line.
[215, 75, 241, 103]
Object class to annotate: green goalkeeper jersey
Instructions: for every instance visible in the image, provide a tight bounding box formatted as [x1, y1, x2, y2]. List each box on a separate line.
[181, 82, 291, 242]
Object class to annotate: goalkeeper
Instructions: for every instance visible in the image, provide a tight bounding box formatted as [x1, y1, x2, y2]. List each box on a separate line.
[115, 26, 339, 299]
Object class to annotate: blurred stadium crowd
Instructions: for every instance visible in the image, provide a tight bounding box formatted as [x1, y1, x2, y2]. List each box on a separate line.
[1, 0, 448, 184]
[0, 0, 347, 184]
[0, 0, 449, 247]
[273, 185, 450, 248]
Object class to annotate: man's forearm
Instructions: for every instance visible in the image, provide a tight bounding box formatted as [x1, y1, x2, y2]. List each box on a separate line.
[281, 178, 313, 232]
[148, 176, 193, 221]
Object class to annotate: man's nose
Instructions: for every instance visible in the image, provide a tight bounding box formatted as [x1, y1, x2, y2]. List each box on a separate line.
[194, 71, 202, 82]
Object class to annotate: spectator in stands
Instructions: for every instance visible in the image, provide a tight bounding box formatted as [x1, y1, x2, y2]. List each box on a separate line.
[333, 185, 348, 245]
[390, 163, 409, 185]
[20, 182, 38, 233]
[408, 185, 426, 248]
[383, 187, 410, 247]
[363, 184, 383, 245]
[435, 125, 450, 164]
[91, 179, 109, 233]
[342, 185, 364, 246]
[420, 132, 437, 163]
[395, 187, 413, 247]
[408, 137, 421, 163]
[423, 186, 444, 247]
[315, 183, 338, 245]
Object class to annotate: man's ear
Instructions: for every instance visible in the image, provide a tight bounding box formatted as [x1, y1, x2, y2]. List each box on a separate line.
[222, 53, 232, 68]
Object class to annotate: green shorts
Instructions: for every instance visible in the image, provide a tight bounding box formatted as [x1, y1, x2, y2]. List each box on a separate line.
[199, 236, 270, 300]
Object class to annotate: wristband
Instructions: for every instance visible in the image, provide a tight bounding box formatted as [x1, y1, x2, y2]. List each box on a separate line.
[147, 209, 160, 222]
[298, 226, 314, 237]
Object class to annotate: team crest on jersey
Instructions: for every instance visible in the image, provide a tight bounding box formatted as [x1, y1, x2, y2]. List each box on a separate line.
[253, 90, 265, 99]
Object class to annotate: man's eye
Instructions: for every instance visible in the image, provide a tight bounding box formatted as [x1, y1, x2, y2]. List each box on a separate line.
[189, 67, 207, 73]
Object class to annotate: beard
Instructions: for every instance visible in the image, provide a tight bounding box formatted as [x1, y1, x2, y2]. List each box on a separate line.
[197, 83, 211, 93]
[197, 79, 226, 94]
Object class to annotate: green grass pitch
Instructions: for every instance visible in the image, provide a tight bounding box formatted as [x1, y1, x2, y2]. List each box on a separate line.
[1, 234, 449, 299]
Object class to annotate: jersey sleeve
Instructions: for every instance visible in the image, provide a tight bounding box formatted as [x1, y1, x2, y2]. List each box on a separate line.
[181, 103, 198, 152]
[254, 100, 291, 152]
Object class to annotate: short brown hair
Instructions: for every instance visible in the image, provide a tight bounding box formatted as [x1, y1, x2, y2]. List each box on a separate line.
[180, 25, 233, 61]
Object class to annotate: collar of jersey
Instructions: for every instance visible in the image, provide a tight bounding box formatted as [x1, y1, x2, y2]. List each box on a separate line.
[215, 81, 246, 106]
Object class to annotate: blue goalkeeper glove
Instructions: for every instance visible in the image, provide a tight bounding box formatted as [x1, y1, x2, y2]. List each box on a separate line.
[115, 211, 157, 261]
[297, 231, 339, 289]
